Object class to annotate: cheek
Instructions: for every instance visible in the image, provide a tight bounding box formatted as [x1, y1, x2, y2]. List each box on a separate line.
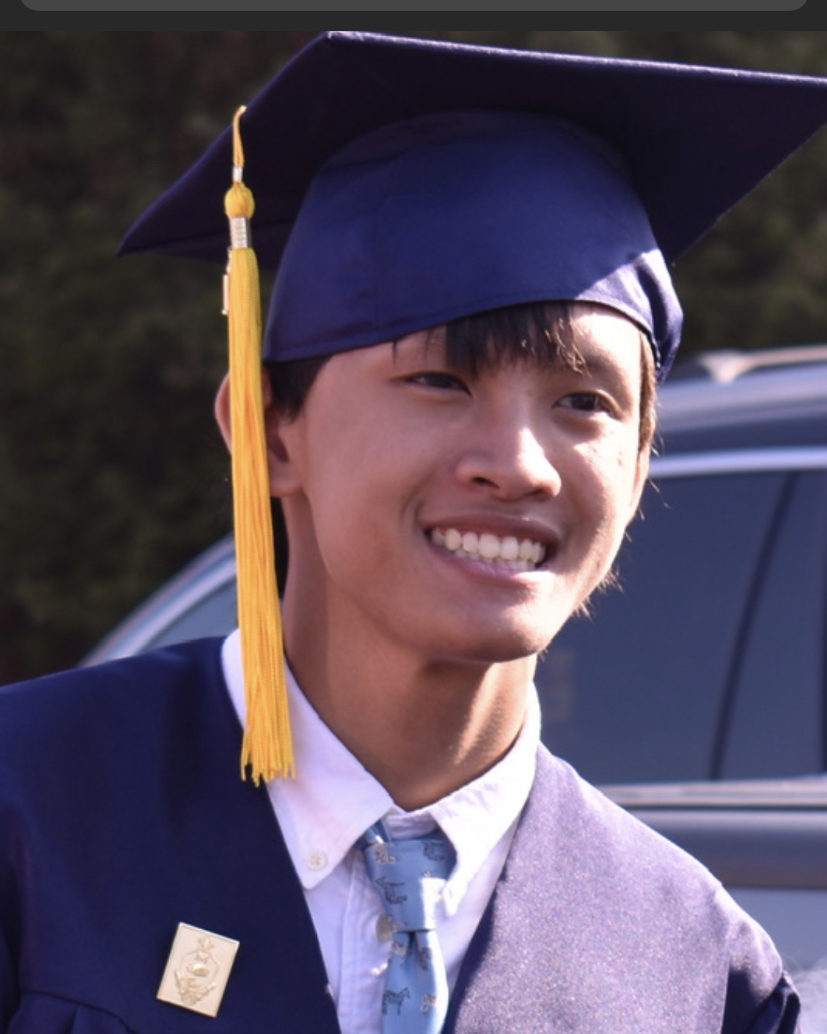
[571, 439, 642, 537]
[297, 442, 401, 563]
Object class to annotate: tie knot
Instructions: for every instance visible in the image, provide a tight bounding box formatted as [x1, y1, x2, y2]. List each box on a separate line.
[361, 827, 455, 932]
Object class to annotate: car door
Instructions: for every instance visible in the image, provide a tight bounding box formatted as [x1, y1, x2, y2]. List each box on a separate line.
[536, 454, 827, 784]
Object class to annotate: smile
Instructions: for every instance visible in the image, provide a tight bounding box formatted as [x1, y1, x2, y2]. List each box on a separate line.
[429, 527, 548, 571]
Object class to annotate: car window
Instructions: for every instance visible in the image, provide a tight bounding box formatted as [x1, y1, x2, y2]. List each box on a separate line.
[537, 471, 789, 784]
[721, 470, 827, 779]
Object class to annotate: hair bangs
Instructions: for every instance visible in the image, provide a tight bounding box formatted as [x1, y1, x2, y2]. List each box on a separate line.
[441, 302, 587, 378]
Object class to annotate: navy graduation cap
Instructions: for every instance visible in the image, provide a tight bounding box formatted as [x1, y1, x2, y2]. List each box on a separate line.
[120, 33, 827, 784]
[122, 30, 827, 379]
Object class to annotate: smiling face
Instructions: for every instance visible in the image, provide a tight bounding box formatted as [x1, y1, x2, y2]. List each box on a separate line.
[268, 303, 650, 674]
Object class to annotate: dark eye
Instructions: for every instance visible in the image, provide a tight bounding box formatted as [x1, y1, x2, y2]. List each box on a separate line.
[409, 371, 468, 392]
[559, 392, 609, 413]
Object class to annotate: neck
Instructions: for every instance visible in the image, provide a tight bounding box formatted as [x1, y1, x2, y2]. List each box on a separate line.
[284, 615, 535, 811]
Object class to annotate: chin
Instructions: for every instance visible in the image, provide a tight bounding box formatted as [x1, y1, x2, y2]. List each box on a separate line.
[427, 619, 564, 668]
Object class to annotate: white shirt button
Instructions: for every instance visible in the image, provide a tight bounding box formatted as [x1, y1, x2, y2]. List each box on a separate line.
[376, 914, 395, 942]
[307, 849, 328, 872]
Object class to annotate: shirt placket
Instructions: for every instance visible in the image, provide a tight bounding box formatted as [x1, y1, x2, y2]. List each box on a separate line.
[337, 849, 394, 1034]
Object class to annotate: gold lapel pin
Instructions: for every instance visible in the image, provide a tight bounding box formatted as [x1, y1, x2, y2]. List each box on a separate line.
[157, 922, 240, 1017]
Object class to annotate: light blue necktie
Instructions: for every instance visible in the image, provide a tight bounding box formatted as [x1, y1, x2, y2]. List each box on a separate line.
[360, 822, 456, 1034]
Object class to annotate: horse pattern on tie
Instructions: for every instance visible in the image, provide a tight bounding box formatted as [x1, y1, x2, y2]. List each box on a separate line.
[360, 824, 456, 1034]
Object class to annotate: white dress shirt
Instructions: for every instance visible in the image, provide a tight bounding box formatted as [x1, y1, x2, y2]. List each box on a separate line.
[221, 630, 539, 1034]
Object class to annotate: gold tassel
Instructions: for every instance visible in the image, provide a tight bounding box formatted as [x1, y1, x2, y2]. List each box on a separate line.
[224, 106, 294, 783]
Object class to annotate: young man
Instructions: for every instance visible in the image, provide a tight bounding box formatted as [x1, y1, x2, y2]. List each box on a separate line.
[2, 32, 827, 1034]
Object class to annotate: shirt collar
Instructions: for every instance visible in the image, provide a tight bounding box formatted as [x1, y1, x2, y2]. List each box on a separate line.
[221, 629, 539, 910]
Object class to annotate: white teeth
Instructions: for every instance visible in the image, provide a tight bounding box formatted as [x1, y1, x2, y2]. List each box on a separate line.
[478, 533, 500, 559]
[501, 536, 519, 561]
[518, 539, 544, 565]
[461, 531, 478, 554]
[430, 527, 547, 569]
[445, 528, 462, 551]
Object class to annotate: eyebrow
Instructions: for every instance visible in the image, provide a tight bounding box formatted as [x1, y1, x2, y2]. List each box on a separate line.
[558, 337, 646, 379]
[563, 353, 619, 377]
[390, 334, 448, 364]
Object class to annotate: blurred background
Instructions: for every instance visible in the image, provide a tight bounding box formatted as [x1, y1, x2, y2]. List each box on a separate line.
[3, 30, 827, 683]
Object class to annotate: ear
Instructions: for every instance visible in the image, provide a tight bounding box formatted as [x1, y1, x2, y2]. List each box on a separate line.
[213, 373, 234, 451]
[213, 371, 304, 497]
[627, 447, 651, 524]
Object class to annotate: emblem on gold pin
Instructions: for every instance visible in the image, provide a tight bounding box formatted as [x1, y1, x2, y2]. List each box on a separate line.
[157, 922, 240, 1017]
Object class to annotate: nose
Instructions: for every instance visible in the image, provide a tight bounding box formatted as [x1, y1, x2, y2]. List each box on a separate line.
[454, 421, 562, 501]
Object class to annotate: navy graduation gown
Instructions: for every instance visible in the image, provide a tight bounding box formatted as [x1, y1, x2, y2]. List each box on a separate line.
[0, 639, 798, 1033]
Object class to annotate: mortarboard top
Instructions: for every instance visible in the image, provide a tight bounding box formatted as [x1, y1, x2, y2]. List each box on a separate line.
[122, 31, 827, 379]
